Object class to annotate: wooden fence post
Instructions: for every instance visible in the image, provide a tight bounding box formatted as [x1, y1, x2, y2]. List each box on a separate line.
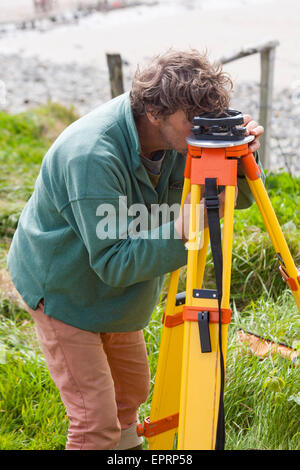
[106, 53, 124, 99]
[259, 46, 276, 169]
[218, 39, 279, 169]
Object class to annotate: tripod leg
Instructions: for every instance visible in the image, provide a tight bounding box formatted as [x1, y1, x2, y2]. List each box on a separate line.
[177, 185, 235, 450]
[196, 227, 210, 288]
[186, 184, 202, 304]
[244, 165, 300, 311]
[222, 185, 236, 311]
[145, 178, 191, 450]
[147, 292, 184, 449]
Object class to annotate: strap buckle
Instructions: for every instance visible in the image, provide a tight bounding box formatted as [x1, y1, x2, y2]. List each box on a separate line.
[205, 195, 220, 210]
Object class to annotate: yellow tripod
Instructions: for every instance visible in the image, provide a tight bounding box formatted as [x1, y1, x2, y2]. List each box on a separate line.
[137, 110, 300, 450]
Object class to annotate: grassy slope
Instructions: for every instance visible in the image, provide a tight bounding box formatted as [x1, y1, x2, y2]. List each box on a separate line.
[0, 105, 299, 450]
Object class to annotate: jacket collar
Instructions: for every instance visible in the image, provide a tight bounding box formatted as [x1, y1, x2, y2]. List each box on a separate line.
[123, 91, 142, 169]
[122, 92, 178, 185]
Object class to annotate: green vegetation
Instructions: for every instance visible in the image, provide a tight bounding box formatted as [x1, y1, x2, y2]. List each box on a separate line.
[0, 105, 299, 450]
[0, 103, 77, 238]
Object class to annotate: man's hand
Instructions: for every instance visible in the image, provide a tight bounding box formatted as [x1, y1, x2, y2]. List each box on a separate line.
[174, 187, 238, 245]
[174, 192, 197, 244]
[243, 114, 264, 153]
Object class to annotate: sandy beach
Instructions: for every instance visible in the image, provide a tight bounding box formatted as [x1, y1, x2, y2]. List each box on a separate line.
[0, 0, 299, 90]
[0, 0, 300, 172]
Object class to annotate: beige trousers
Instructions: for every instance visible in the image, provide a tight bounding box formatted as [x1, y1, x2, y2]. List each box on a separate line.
[25, 300, 150, 450]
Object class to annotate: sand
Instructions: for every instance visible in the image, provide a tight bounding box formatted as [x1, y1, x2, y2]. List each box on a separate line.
[0, 0, 299, 91]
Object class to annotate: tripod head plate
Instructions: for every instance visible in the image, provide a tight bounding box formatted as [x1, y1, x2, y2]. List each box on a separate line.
[186, 134, 254, 148]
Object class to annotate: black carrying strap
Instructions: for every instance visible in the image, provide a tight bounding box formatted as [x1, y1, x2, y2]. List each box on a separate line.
[204, 178, 225, 450]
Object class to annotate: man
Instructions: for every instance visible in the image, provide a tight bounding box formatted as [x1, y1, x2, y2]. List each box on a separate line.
[7, 49, 264, 450]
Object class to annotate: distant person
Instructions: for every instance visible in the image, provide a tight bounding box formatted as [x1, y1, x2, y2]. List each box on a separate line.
[7, 49, 264, 450]
[33, 0, 54, 13]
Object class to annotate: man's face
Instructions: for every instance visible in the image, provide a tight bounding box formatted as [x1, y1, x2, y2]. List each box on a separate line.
[156, 110, 193, 154]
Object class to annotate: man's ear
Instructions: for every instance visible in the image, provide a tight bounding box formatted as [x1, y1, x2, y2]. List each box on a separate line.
[145, 107, 160, 125]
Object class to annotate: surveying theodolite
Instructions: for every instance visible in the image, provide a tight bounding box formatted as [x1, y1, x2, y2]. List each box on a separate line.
[137, 109, 300, 450]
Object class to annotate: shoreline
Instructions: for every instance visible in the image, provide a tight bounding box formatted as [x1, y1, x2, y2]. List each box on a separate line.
[0, 0, 299, 173]
[0, 0, 299, 91]
[1, 50, 299, 174]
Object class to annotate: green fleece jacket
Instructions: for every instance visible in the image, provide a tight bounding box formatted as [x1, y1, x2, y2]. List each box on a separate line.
[7, 92, 263, 332]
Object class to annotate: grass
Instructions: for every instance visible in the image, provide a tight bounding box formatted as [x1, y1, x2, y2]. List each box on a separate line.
[0, 312, 68, 450]
[0, 104, 299, 450]
[225, 290, 300, 450]
[0, 102, 77, 238]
